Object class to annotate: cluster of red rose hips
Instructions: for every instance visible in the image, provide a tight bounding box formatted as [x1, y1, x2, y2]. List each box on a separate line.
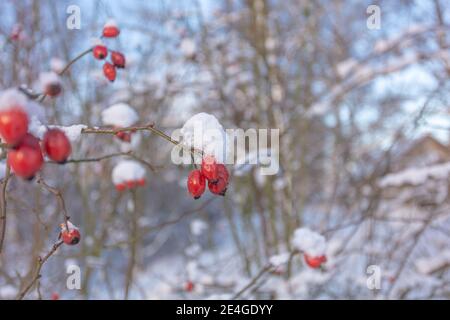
[187, 155, 229, 199]
[0, 104, 71, 180]
[92, 21, 125, 82]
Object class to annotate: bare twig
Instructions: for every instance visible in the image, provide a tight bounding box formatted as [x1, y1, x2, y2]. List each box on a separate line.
[16, 241, 64, 300]
[232, 264, 272, 300]
[0, 163, 11, 256]
[36, 177, 70, 231]
[81, 124, 203, 156]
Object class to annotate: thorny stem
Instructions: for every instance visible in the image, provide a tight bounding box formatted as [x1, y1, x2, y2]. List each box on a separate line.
[0, 164, 11, 257]
[16, 241, 64, 300]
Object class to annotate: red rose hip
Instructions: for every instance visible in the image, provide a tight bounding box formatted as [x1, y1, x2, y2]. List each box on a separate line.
[102, 21, 120, 38]
[304, 254, 327, 269]
[43, 129, 72, 163]
[7, 141, 43, 180]
[187, 169, 206, 199]
[93, 45, 108, 60]
[0, 108, 28, 146]
[201, 155, 218, 182]
[208, 164, 229, 196]
[111, 51, 125, 68]
[61, 228, 81, 245]
[103, 62, 116, 82]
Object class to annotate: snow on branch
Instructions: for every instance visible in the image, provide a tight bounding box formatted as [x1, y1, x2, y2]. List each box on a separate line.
[378, 161, 450, 188]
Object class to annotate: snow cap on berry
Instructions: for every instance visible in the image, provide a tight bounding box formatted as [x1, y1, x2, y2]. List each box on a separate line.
[104, 19, 118, 29]
[60, 220, 79, 232]
[102, 103, 138, 128]
[90, 37, 105, 46]
[180, 112, 230, 163]
[292, 227, 327, 257]
[112, 160, 146, 187]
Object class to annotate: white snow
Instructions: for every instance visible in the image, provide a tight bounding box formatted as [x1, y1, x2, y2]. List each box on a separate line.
[265, 37, 277, 51]
[101, 103, 139, 127]
[336, 58, 357, 78]
[36, 124, 87, 142]
[379, 162, 450, 188]
[50, 58, 66, 74]
[415, 251, 450, 274]
[104, 19, 118, 28]
[269, 252, 290, 267]
[61, 220, 79, 232]
[0, 88, 28, 112]
[180, 38, 197, 58]
[112, 160, 146, 185]
[90, 37, 105, 47]
[190, 219, 208, 236]
[179, 112, 228, 162]
[38, 71, 61, 90]
[292, 227, 327, 257]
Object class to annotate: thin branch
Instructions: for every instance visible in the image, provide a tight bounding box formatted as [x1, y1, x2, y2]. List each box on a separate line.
[144, 197, 216, 233]
[0, 163, 11, 256]
[16, 241, 64, 300]
[232, 265, 272, 300]
[18, 47, 93, 102]
[81, 124, 203, 156]
[36, 177, 70, 231]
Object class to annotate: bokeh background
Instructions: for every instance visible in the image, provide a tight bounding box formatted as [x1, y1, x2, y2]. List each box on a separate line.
[0, 0, 450, 299]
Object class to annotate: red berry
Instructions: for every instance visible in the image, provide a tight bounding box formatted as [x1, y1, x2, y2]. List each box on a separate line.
[93, 45, 108, 60]
[51, 293, 60, 300]
[208, 164, 229, 196]
[201, 155, 218, 182]
[16, 133, 40, 150]
[111, 51, 125, 68]
[187, 169, 206, 199]
[7, 141, 44, 180]
[43, 129, 72, 163]
[304, 254, 327, 269]
[115, 183, 126, 191]
[61, 228, 81, 245]
[103, 25, 120, 38]
[45, 83, 62, 97]
[184, 281, 194, 292]
[0, 108, 28, 146]
[103, 62, 116, 82]
[115, 130, 131, 142]
[10, 25, 23, 41]
[137, 178, 146, 186]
